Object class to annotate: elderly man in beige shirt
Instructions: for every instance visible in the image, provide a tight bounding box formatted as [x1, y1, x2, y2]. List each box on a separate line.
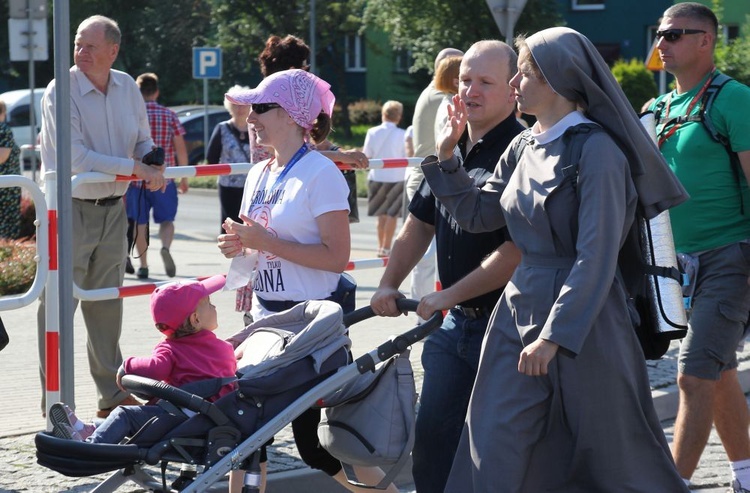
[38, 14, 165, 418]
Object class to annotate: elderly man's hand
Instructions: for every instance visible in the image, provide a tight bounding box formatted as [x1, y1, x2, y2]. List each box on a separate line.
[134, 161, 166, 192]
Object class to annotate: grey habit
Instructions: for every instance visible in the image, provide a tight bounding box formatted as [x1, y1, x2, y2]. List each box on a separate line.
[422, 28, 689, 492]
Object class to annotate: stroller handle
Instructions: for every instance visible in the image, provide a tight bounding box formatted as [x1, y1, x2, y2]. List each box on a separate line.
[345, 299, 443, 371]
[120, 375, 232, 426]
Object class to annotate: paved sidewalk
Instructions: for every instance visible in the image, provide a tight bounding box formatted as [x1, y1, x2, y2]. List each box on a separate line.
[1, 192, 749, 492]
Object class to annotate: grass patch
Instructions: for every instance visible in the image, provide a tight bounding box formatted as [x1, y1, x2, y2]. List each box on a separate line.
[330, 124, 368, 150]
[188, 175, 218, 189]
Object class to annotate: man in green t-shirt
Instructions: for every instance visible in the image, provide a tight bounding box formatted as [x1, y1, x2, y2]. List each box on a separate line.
[649, 4, 750, 492]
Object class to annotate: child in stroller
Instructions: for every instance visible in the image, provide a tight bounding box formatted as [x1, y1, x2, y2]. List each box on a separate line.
[48, 274, 236, 444]
[36, 294, 362, 492]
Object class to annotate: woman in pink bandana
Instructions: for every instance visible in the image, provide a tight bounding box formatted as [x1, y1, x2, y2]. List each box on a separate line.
[218, 69, 397, 493]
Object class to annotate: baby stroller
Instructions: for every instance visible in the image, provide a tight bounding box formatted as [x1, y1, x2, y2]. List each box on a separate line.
[35, 299, 441, 492]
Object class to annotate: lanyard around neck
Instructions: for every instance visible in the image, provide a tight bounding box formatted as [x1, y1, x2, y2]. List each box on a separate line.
[657, 68, 715, 148]
[246, 143, 309, 216]
[267, 142, 309, 189]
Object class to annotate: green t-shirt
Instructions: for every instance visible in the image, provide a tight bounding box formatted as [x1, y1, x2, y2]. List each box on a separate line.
[651, 72, 750, 253]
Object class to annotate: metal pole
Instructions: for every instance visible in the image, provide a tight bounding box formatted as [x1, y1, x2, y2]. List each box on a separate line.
[659, 70, 667, 95]
[310, 0, 316, 74]
[52, 0, 74, 408]
[505, 12, 513, 45]
[203, 79, 209, 162]
[27, 0, 38, 182]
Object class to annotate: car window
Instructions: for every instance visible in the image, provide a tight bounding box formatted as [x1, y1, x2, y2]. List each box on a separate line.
[181, 117, 203, 136]
[9, 104, 30, 127]
[210, 111, 229, 129]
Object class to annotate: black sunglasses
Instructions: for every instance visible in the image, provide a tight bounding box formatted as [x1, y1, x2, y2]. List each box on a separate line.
[250, 102, 282, 114]
[656, 28, 706, 42]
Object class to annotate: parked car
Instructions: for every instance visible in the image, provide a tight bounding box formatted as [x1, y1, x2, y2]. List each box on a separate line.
[0, 88, 44, 148]
[170, 105, 230, 164]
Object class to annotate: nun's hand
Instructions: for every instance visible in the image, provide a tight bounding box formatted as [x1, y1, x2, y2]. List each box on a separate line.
[436, 94, 468, 161]
[517, 338, 559, 376]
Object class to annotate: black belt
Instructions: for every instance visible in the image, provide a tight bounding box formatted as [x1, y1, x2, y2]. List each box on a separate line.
[454, 305, 492, 320]
[74, 196, 123, 207]
[256, 297, 305, 312]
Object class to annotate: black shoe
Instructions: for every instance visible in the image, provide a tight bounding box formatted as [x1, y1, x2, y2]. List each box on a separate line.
[125, 257, 135, 274]
[136, 267, 149, 279]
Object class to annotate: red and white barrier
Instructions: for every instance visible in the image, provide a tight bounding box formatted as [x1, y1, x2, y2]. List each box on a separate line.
[33, 160, 419, 414]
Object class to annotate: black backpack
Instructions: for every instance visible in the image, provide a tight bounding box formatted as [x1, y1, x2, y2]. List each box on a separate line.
[653, 72, 745, 213]
[512, 124, 687, 359]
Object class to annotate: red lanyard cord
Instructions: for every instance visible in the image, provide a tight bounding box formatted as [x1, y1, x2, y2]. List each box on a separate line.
[657, 69, 715, 148]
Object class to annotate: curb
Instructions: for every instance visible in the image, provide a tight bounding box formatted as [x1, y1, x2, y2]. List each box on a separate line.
[266, 456, 415, 492]
[652, 359, 750, 422]
[265, 363, 750, 493]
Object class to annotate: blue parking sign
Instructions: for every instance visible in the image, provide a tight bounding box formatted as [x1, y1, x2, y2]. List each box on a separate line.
[193, 47, 222, 79]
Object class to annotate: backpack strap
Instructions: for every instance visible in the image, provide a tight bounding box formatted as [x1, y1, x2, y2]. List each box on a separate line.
[699, 73, 745, 214]
[654, 73, 744, 214]
[558, 123, 603, 194]
[511, 128, 534, 167]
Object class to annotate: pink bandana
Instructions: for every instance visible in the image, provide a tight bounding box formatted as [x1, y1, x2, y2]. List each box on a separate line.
[225, 69, 335, 131]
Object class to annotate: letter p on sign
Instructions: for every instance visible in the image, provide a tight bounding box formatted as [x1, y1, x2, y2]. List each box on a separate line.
[193, 47, 222, 79]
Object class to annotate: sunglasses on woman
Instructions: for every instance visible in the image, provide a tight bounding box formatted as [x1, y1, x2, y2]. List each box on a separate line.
[250, 102, 282, 114]
[656, 28, 706, 43]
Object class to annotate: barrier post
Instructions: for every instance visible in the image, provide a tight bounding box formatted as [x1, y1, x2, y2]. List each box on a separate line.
[43, 171, 60, 423]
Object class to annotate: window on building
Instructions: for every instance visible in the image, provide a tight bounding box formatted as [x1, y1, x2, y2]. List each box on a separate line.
[572, 0, 604, 10]
[721, 24, 740, 42]
[394, 49, 413, 73]
[345, 34, 366, 72]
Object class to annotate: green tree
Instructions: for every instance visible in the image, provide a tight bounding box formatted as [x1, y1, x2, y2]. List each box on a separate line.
[715, 16, 750, 87]
[68, 0, 214, 105]
[1, 0, 214, 104]
[363, 0, 563, 73]
[206, 0, 366, 137]
[611, 59, 658, 114]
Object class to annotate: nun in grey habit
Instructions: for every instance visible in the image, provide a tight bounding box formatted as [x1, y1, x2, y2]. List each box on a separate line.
[421, 27, 689, 492]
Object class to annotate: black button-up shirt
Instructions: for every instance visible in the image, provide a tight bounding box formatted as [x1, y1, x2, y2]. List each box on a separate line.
[409, 113, 524, 309]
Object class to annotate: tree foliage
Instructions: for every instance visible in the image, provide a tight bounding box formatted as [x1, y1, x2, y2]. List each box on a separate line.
[205, 0, 366, 136]
[611, 59, 658, 113]
[363, 0, 564, 73]
[715, 16, 750, 87]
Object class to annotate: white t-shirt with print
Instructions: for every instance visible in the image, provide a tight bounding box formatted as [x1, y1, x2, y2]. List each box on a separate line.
[239, 150, 350, 320]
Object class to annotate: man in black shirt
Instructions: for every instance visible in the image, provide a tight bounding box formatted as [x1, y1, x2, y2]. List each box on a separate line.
[370, 40, 523, 493]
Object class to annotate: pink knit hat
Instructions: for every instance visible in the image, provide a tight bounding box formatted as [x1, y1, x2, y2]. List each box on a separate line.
[150, 275, 225, 335]
[225, 69, 336, 131]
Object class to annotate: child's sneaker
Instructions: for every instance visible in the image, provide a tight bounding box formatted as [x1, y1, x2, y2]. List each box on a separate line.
[51, 422, 84, 441]
[49, 402, 95, 441]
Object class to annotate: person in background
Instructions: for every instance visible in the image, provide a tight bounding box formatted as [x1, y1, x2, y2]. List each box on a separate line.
[422, 27, 688, 492]
[126, 72, 188, 279]
[648, 4, 750, 492]
[38, 15, 165, 419]
[404, 125, 414, 158]
[364, 101, 406, 258]
[207, 87, 254, 233]
[218, 69, 397, 493]
[370, 40, 523, 493]
[432, 54, 463, 144]
[0, 99, 21, 239]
